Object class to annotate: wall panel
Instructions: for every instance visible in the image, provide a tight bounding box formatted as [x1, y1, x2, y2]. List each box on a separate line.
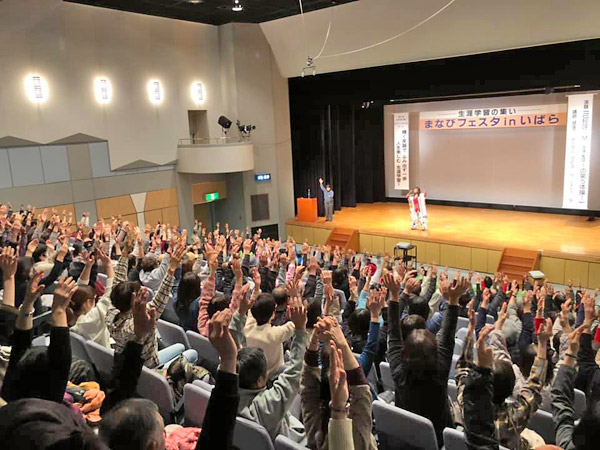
[371, 235, 385, 254]
[471, 248, 488, 272]
[313, 228, 331, 246]
[564, 260, 589, 288]
[96, 195, 136, 219]
[487, 250, 502, 274]
[541, 257, 566, 284]
[589, 263, 600, 289]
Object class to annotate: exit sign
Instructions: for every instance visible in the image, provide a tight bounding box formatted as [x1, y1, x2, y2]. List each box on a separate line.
[205, 192, 220, 202]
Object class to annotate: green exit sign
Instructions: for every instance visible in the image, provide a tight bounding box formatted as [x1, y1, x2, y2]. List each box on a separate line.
[205, 192, 220, 202]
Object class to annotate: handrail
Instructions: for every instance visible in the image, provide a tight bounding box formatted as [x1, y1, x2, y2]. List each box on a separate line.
[178, 136, 251, 145]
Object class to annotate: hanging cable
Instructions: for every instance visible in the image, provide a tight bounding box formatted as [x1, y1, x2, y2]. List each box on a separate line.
[314, 20, 332, 60]
[319, 0, 457, 59]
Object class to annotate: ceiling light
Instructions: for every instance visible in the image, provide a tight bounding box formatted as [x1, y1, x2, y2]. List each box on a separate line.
[232, 0, 243, 12]
[188, 0, 203, 4]
[24, 74, 49, 104]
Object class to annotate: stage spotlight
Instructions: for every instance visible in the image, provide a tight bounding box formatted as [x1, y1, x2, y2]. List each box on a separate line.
[232, 0, 243, 11]
[218, 115, 232, 136]
[237, 120, 256, 139]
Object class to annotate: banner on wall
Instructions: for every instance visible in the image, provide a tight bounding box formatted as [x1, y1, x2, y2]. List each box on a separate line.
[562, 93, 594, 209]
[393, 113, 409, 190]
[419, 104, 567, 130]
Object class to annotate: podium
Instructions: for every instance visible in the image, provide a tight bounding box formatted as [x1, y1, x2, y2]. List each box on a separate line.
[297, 198, 318, 222]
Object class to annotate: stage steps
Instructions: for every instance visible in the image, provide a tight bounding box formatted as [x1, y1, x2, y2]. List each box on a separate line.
[497, 248, 540, 281]
[325, 228, 360, 252]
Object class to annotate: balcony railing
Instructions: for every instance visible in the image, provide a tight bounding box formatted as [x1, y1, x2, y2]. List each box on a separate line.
[178, 136, 251, 145]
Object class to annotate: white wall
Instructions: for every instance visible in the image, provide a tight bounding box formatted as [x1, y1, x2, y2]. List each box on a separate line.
[0, 0, 296, 236]
[0, 0, 226, 169]
[261, 0, 600, 78]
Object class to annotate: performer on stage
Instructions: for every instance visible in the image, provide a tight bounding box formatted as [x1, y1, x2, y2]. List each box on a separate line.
[319, 177, 334, 221]
[407, 187, 427, 230]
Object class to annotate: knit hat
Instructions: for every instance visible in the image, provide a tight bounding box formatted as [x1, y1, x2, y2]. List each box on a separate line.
[0, 398, 106, 449]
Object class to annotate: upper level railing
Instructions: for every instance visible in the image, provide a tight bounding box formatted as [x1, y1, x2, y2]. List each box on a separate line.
[178, 136, 251, 145]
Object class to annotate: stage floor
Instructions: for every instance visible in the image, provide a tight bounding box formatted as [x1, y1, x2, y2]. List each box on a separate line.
[287, 202, 600, 262]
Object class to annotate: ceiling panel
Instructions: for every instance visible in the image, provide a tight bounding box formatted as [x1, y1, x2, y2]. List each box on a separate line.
[64, 0, 358, 25]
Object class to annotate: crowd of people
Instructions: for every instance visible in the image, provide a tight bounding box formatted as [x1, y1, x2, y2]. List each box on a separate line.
[0, 202, 599, 450]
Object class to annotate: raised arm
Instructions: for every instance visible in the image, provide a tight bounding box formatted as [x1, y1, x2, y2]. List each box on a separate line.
[463, 326, 500, 450]
[198, 309, 240, 450]
[437, 278, 468, 378]
[383, 272, 406, 374]
[551, 327, 583, 450]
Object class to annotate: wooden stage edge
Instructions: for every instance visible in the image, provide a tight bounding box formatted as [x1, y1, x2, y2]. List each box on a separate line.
[285, 203, 600, 288]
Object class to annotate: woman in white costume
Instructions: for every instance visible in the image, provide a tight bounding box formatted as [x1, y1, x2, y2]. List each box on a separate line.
[407, 187, 427, 230]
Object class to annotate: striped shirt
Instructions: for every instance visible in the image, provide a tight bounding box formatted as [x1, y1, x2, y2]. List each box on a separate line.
[106, 254, 174, 368]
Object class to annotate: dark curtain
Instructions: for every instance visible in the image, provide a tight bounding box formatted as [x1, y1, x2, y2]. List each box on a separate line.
[290, 103, 385, 217]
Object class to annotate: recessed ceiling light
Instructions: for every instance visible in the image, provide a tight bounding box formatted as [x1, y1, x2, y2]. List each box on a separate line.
[188, 0, 203, 4]
[232, 0, 243, 12]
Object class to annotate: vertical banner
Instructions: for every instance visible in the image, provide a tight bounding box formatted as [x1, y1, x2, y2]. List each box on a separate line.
[562, 94, 594, 209]
[394, 112, 409, 190]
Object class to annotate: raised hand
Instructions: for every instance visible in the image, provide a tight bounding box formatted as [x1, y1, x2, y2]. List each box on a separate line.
[287, 296, 307, 331]
[208, 309, 237, 374]
[285, 279, 300, 298]
[383, 272, 401, 300]
[367, 288, 385, 320]
[495, 302, 508, 331]
[537, 317, 553, 345]
[132, 288, 156, 340]
[26, 238, 39, 257]
[24, 271, 45, 306]
[522, 289, 533, 313]
[328, 340, 349, 416]
[349, 275, 358, 298]
[321, 269, 332, 286]
[476, 325, 495, 369]
[168, 244, 186, 274]
[564, 326, 585, 367]
[52, 276, 78, 311]
[582, 291, 596, 331]
[442, 277, 470, 305]
[467, 300, 476, 336]
[238, 283, 254, 316]
[0, 246, 18, 280]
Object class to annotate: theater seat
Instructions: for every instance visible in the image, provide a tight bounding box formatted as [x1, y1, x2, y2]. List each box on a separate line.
[275, 435, 308, 450]
[379, 361, 395, 392]
[157, 319, 190, 349]
[443, 427, 510, 450]
[70, 331, 92, 363]
[137, 365, 177, 423]
[233, 416, 275, 450]
[372, 400, 438, 450]
[186, 330, 220, 368]
[183, 383, 211, 427]
[84, 340, 114, 383]
[528, 409, 555, 444]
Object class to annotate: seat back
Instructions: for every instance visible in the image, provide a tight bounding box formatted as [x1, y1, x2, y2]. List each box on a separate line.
[457, 316, 469, 329]
[183, 383, 211, 427]
[443, 427, 510, 450]
[372, 400, 438, 450]
[455, 327, 468, 342]
[528, 409, 555, 444]
[379, 361, 394, 392]
[574, 388, 586, 419]
[447, 380, 458, 403]
[486, 315, 495, 324]
[233, 416, 275, 450]
[84, 340, 114, 382]
[158, 319, 190, 349]
[449, 354, 460, 380]
[186, 330, 220, 367]
[539, 386, 586, 419]
[275, 434, 307, 450]
[97, 273, 108, 288]
[70, 331, 91, 363]
[137, 366, 175, 422]
[193, 379, 214, 392]
[453, 339, 463, 356]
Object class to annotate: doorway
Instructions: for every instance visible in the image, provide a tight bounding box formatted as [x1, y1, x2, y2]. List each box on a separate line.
[194, 203, 214, 231]
[188, 110, 209, 143]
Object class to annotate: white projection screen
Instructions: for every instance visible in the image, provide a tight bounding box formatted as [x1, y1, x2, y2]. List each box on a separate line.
[384, 92, 600, 210]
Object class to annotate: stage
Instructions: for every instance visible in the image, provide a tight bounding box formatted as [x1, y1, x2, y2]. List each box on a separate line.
[285, 202, 600, 288]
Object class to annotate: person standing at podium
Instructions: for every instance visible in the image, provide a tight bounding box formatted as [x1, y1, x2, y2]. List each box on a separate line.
[319, 177, 334, 221]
